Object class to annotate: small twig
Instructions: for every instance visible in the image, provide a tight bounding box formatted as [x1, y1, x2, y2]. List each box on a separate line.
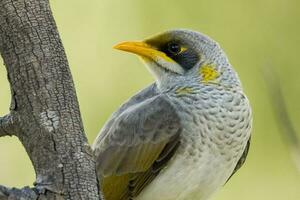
[0, 185, 38, 200]
[0, 114, 16, 137]
[0, 185, 10, 200]
[263, 66, 300, 172]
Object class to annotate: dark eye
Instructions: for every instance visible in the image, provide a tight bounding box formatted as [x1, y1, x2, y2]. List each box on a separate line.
[167, 42, 181, 54]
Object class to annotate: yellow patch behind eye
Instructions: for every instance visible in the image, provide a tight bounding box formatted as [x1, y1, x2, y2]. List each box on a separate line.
[179, 47, 187, 53]
[199, 64, 220, 82]
[175, 87, 194, 95]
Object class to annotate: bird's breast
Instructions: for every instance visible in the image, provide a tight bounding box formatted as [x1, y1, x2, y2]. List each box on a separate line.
[136, 142, 237, 200]
[136, 90, 252, 200]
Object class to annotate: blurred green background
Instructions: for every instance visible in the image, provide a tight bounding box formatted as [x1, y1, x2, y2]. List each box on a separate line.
[0, 0, 300, 199]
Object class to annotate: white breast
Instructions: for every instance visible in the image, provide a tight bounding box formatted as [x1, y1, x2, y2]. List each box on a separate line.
[136, 89, 252, 200]
[136, 142, 238, 200]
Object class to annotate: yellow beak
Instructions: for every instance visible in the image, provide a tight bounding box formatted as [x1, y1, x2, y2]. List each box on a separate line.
[113, 41, 174, 63]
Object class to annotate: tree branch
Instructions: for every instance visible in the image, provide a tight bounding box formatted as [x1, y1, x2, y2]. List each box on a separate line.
[0, 114, 16, 137]
[0, 185, 10, 200]
[0, 186, 38, 200]
[0, 0, 101, 199]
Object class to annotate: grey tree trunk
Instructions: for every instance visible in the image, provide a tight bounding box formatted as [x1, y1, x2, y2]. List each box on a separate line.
[0, 0, 101, 199]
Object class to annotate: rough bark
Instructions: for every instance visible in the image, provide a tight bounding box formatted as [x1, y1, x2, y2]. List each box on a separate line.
[0, 0, 101, 199]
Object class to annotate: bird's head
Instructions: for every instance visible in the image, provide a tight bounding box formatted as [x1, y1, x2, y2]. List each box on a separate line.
[114, 29, 241, 91]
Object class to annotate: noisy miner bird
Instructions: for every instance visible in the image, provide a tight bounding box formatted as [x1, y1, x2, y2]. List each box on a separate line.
[93, 29, 252, 200]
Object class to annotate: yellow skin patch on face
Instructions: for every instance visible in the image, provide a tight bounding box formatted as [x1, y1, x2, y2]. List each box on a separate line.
[199, 64, 220, 83]
[175, 87, 194, 95]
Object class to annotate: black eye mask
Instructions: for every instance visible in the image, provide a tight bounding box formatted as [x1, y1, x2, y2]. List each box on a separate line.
[160, 41, 199, 71]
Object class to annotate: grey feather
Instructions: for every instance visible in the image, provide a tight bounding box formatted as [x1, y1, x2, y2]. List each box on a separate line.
[93, 92, 181, 176]
[92, 85, 182, 200]
[226, 137, 251, 183]
[93, 84, 180, 176]
[94, 83, 159, 144]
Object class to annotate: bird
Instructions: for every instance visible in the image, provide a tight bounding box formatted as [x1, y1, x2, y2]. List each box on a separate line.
[92, 29, 252, 200]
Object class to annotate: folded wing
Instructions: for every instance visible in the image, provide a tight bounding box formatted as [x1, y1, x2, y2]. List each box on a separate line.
[93, 87, 181, 200]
